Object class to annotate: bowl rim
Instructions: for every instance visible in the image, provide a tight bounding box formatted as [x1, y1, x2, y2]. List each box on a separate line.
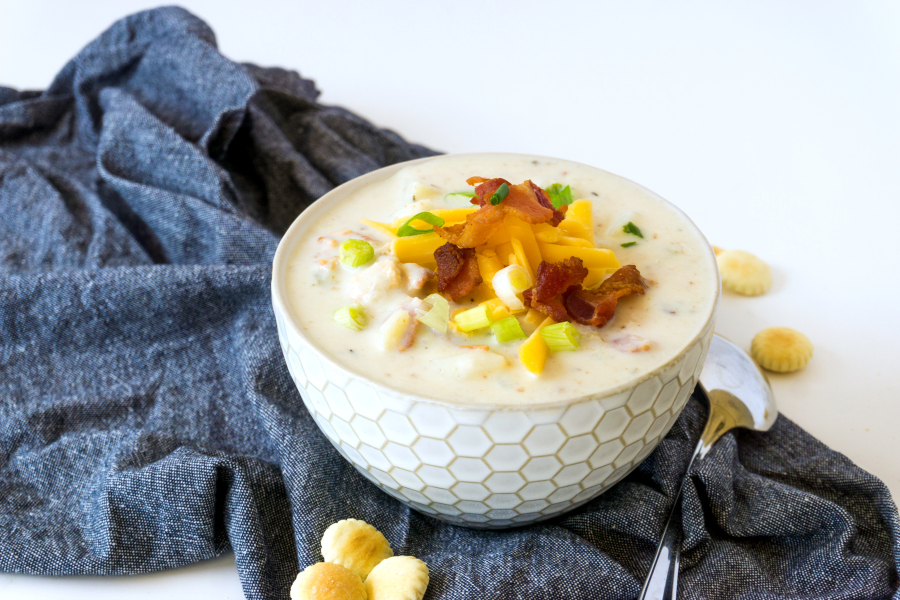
[271, 152, 721, 412]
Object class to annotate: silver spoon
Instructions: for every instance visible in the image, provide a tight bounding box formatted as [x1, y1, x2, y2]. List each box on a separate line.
[638, 334, 778, 600]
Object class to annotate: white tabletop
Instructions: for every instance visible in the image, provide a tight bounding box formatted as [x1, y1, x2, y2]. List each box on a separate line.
[1, 1, 898, 598]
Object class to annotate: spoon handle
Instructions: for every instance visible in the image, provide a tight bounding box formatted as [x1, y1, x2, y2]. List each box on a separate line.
[638, 498, 681, 600]
[638, 441, 702, 600]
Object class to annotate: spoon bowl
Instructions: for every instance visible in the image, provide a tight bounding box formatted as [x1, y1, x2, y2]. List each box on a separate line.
[696, 335, 777, 458]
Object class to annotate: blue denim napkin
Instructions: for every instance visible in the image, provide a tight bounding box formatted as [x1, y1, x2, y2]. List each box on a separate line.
[1, 7, 897, 599]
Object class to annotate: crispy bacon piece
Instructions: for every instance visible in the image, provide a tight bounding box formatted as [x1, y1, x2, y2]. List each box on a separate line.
[593, 264, 647, 297]
[564, 291, 615, 327]
[467, 176, 507, 204]
[523, 290, 568, 322]
[434, 243, 483, 301]
[564, 265, 648, 327]
[437, 176, 569, 248]
[435, 204, 505, 248]
[434, 243, 465, 288]
[467, 177, 566, 225]
[532, 257, 589, 302]
[503, 181, 555, 224]
[524, 257, 589, 321]
[436, 176, 569, 248]
[530, 181, 567, 226]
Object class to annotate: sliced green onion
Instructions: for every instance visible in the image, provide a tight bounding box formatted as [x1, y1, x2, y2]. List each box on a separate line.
[417, 293, 450, 333]
[491, 316, 527, 343]
[540, 322, 581, 351]
[334, 304, 367, 331]
[444, 192, 476, 202]
[339, 239, 375, 268]
[454, 305, 493, 332]
[621, 241, 638, 248]
[544, 183, 575, 209]
[622, 221, 644, 238]
[489, 183, 510, 205]
[397, 211, 445, 237]
[492, 264, 533, 311]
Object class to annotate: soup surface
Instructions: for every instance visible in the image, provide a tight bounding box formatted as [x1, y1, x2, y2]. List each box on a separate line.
[284, 154, 718, 406]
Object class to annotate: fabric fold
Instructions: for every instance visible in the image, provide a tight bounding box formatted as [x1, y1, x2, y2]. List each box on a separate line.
[0, 7, 897, 600]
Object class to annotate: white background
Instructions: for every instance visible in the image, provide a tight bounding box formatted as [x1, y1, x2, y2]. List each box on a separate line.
[1, 1, 898, 598]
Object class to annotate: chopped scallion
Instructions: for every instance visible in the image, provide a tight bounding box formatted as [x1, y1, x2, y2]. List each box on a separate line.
[334, 304, 367, 331]
[491, 316, 527, 343]
[339, 239, 375, 268]
[397, 212, 446, 237]
[544, 183, 575, 209]
[489, 183, 510, 205]
[492, 264, 533, 311]
[621, 241, 638, 248]
[417, 293, 450, 333]
[622, 221, 644, 238]
[540, 322, 581, 351]
[454, 305, 493, 332]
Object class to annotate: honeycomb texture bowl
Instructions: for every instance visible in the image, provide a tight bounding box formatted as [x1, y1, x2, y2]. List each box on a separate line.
[274, 310, 713, 528]
[271, 154, 719, 528]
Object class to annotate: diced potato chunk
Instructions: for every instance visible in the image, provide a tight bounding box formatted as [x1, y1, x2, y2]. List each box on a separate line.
[393, 198, 436, 221]
[451, 349, 508, 379]
[404, 182, 440, 202]
[349, 257, 404, 304]
[380, 310, 411, 351]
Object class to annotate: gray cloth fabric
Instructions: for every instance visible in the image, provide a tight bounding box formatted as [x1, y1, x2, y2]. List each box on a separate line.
[0, 7, 898, 599]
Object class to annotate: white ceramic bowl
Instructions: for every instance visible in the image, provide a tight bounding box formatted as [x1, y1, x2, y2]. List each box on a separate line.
[271, 154, 719, 528]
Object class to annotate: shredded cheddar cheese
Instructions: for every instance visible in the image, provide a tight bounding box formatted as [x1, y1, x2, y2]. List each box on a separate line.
[382, 180, 629, 375]
[391, 232, 444, 267]
[536, 243, 620, 269]
[518, 316, 556, 375]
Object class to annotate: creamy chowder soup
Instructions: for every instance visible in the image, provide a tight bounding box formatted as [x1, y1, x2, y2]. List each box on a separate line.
[284, 154, 718, 406]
